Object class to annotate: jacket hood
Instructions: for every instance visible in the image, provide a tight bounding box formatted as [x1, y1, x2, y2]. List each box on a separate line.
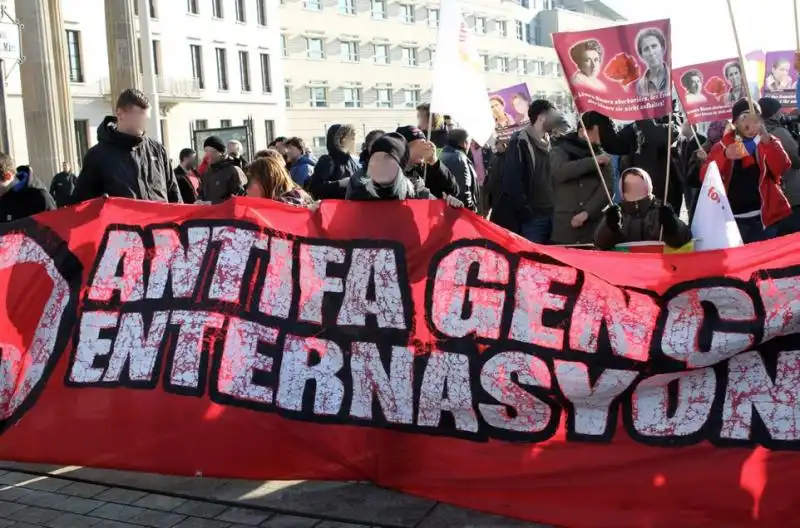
[11, 166, 45, 193]
[619, 167, 654, 198]
[326, 124, 351, 163]
[97, 115, 144, 149]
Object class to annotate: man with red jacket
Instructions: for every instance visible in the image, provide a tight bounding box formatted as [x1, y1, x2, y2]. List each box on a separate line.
[700, 99, 792, 243]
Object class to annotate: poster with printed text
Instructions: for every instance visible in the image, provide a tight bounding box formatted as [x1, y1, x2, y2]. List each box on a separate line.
[487, 83, 531, 140]
[762, 50, 797, 107]
[553, 19, 671, 121]
[674, 58, 742, 125]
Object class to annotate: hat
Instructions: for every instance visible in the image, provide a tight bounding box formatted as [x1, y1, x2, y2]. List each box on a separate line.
[395, 125, 426, 144]
[757, 97, 782, 120]
[369, 132, 409, 168]
[203, 135, 226, 153]
[732, 99, 761, 122]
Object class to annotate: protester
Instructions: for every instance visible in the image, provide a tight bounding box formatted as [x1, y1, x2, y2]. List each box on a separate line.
[308, 124, 360, 199]
[672, 121, 706, 222]
[49, 161, 77, 208]
[396, 125, 459, 199]
[485, 138, 511, 226]
[359, 129, 385, 166]
[246, 155, 315, 208]
[416, 103, 448, 148]
[174, 148, 199, 204]
[594, 167, 691, 250]
[759, 96, 800, 234]
[72, 88, 181, 203]
[550, 111, 614, 245]
[227, 140, 247, 169]
[254, 148, 286, 166]
[198, 135, 247, 204]
[0, 155, 56, 222]
[284, 137, 316, 186]
[268, 137, 288, 160]
[701, 99, 792, 243]
[500, 99, 559, 243]
[440, 128, 479, 212]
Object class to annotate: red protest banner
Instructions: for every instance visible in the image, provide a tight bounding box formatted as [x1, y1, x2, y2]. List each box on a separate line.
[674, 58, 742, 125]
[554, 19, 671, 121]
[1, 197, 800, 528]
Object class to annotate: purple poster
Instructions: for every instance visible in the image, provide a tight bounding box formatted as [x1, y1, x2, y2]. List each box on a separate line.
[762, 50, 797, 107]
[487, 83, 531, 140]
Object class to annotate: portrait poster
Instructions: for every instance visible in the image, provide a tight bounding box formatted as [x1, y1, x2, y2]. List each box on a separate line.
[553, 19, 671, 121]
[487, 83, 531, 140]
[762, 50, 797, 107]
[674, 58, 742, 125]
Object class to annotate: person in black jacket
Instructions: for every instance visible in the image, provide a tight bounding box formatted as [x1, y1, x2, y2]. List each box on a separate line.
[359, 129, 385, 167]
[308, 124, 361, 199]
[72, 88, 182, 204]
[174, 148, 199, 204]
[395, 125, 459, 199]
[439, 128, 479, 211]
[416, 103, 448, 148]
[50, 161, 77, 207]
[672, 121, 706, 222]
[0, 155, 55, 222]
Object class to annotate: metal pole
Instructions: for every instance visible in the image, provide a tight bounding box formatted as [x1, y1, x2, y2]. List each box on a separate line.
[0, 58, 9, 153]
[138, 0, 160, 141]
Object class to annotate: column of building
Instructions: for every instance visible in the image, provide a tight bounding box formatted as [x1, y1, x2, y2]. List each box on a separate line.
[47, 0, 78, 169]
[105, 0, 142, 105]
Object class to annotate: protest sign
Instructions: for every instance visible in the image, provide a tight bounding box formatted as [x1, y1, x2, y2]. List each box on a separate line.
[674, 58, 742, 125]
[762, 50, 798, 107]
[554, 19, 671, 120]
[1, 197, 800, 528]
[488, 83, 531, 140]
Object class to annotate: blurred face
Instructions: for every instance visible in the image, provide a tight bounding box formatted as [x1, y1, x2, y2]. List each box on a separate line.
[622, 171, 649, 201]
[204, 146, 223, 163]
[408, 139, 425, 163]
[579, 49, 601, 77]
[246, 179, 266, 198]
[512, 97, 529, 116]
[416, 110, 428, 129]
[182, 153, 197, 168]
[62, 162, 71, 172]
[580, 124, 599, 145]
[490, 99, 505, 118]
[273, 141, 287, 155]
[736, 113, 762, 139]
[727, 66, 742, 88]
[228, 141, 241, 155]
[639, 35, 664, 68]
[367, 152, 400, 185]
[341, 133, 356, 154]
[115, 105, 149, 136]
[687, 75, 701, 94]
[681, 121, 693, 138]
[774, 61, 790, 82]
[286, 144, 302, 162]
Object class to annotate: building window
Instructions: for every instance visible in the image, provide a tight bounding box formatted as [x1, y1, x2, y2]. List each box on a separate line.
[281, 35, 288, 57]
[221, 119, 232, 128]
[402, 47, 418, 67]
[212, 0, 223, 18]
[265, 120, 276, 145]
[309, 87, 328, 107]
[401, 4, 415, 23]
[373, 44, 389, 64]
[195, 119, 208, 130]
[497, 20, 507, 37]
[312, 137, 326, 149]
[341, 41, 359, 62]
[376, 88, 392, 108]
[371, 0, 386, 19]
[256, 0, 267, 25]
[515, 20, 524, 41]
[190, 44, 204, 89]
[65, 30, 83, 83]
[260, 53, 272, 93]
[532, 59, 545, 76]
[480, 54, 489, 72]
[74, 120, 89, 161]
[343, 87, 362, 108]
[554, 63, 563, 77]
[215, 47, 228, 90]
[235, 0, 246, 22]
[428, 8, 439, 26]
[404, 88, 420, 108]
[428, 48, 436, 67]
[187, 0, 199, 14]
[339, 0, 355, 14]
[305, 0, 322, 11]
[151, 40, 161, 75]
[239, 50, 251, 92]
[134, 0, 156, 17]
[306, 38, 324, 59]
[517, 58, 528, 75]
[498, 57, 509, 73]
[474, 16, 486, 34]
[285, 86, 292, 107]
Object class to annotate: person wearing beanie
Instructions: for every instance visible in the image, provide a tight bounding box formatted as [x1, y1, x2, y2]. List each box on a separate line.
[395, 125, 459, 200]
[700, 98, 792, 243]
[197, 135, 247, 204]
[0, 153, 55, 223]
[308, 124, 361, 200]
[594, 167, 691, 250]
[758, 96, 800, 234]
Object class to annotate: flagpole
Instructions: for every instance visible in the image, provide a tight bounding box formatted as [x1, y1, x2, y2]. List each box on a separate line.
[659, 107, 675, 241]
[794, 0, 799, 50]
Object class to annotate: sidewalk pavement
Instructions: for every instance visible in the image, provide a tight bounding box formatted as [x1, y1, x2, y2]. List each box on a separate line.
[0, 462, 550, 527]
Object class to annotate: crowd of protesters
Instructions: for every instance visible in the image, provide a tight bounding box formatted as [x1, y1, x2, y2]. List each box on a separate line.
[3, 86, 799, 251]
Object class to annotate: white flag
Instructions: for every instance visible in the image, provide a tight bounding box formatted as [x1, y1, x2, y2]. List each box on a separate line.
[691, 161, 744, 251]
[430, 0, 495, 146]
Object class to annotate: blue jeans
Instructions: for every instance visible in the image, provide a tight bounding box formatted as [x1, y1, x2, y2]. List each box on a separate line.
[520, 217, 552, 244]
[736, 216, 779, 244]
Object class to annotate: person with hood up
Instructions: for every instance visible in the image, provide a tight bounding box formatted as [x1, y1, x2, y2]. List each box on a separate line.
[308, 124, 361, 199]
[198, 135, 248, 204]
[359, 129, 385, 167]
[701, 99, 792, 243]
[550, 111, 614, 245]
[174, 148, 199, 204]
[758, 96, 800, 234]
[72, 88, 181, 203]
[440, 128, 479, 212]
[0, 155, 55, 222]
[594, 167, 691, 250]
[50, 161, 77, 207]
[284, 137, 316, 186]
[395, 125, 459, 199]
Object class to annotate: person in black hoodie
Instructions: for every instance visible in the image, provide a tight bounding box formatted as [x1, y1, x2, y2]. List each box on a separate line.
[72, 88, 181, 203]
[308, 124, 361, 199]
[440, 128, 479, 211]
[359, 129, 385, 167]
[50, 161, 77, 207]
[0, 155, 55, 222]
[395, 125, 459, 199]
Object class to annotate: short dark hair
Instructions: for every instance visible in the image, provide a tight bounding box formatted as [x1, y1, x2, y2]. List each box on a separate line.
[284, 137, 306, 152]
[528, 99, 555, 123]
[447, 128, 469, 148]
[680, 69, 703, 89]
[363, 129, 385, 151]
[268, 136, 287, 147]
[579, 111, 610, 131]
[179, 148, 195, 162]
[115, 88, 150, 110]
[0, 153, 15, 175]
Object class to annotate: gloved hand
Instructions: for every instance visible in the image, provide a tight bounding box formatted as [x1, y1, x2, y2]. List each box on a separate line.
[605, 205, 622, 232]
[659, 204, 678, 234]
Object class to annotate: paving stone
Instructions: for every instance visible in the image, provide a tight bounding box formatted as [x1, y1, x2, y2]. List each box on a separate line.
[95, 488, 149, 505]
[129, 508, 187, 528]
[16, 490, 70, 508]
[133, 494, 187, 512]
[0, 519, 15, 527]
[215, 506, 272, 525]
[0, 499, 28, 517]
[92, 521, 141, 528]
[90, 502, 147, 522]
[59, 482, 110, 498]
[0, 485, 33, 501]
[173, 517, 231, 528]
[8, 523, 45, 528]
[52, 496, 105, 515]
[261, 514, 320, 527]
[8, 505, 63, 524]
[172, 500, 228, 519]
[0, 472, 32, 485]
[418, 503, 547, 527]
[47, 511, 104, 527]
[316, 522, 370, 528]
[23, 477, 72, 492]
